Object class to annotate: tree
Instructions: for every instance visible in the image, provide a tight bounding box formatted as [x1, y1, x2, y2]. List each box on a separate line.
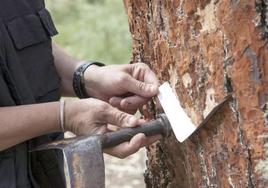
[124, 0, 268, 187]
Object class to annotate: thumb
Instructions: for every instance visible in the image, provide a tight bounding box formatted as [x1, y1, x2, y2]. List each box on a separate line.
[126, 76, 158, 97]
[104, 106, 141, 128]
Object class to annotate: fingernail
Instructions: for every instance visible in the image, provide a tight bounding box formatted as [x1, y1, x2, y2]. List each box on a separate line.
[122, 100, 131, 107]
[138, 119, 146, 124]
[128, 116, 138, 126]
[150, 85, 158, 93]
[109, 98, 115, 105]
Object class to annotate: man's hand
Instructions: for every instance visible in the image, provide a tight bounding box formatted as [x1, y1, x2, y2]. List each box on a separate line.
[84, 63, 159, 114]
[52, 43, 158, 112]
[64, 98, 160, 158]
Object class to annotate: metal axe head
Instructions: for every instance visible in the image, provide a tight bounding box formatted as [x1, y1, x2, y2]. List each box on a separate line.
[35, 135, 105, 188]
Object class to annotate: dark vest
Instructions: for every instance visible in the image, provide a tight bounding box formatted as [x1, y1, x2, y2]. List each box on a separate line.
[0, 0, 65, 187]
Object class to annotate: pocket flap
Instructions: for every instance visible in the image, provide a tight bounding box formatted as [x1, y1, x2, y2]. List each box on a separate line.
[7, 9, 58, 50]
[38, 9, 58, 37]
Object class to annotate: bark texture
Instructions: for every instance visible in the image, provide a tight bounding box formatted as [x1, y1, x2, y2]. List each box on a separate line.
[124, 0, 268, 187]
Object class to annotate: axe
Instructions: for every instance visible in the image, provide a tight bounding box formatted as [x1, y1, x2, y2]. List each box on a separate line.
[34, 82, 232, 188]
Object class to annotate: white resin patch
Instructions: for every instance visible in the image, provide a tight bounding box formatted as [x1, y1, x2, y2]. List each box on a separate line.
[158, 82, 197, 142]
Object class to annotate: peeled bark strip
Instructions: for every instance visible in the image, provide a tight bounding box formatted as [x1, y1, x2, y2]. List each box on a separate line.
[124, 0, 268, 187]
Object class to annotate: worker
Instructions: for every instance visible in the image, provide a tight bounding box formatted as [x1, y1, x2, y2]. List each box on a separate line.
[0, 0, 160, 187]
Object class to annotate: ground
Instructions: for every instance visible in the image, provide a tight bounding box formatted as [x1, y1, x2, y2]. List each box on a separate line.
[104, 149, 146, 188]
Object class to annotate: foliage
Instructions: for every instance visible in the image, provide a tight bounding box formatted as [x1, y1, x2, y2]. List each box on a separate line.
[46, 0, 131, 64]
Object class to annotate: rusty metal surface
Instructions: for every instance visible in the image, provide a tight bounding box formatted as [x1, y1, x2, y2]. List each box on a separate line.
[62, 136, 105, 188]
[124, 0, 268, 187]
[34, 135, 105, 188]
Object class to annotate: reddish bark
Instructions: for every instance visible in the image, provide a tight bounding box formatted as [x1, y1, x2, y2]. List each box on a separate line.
[124, 0, 268, 187]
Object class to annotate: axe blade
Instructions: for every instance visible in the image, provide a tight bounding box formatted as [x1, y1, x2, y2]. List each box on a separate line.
[158, 82, 232, 142]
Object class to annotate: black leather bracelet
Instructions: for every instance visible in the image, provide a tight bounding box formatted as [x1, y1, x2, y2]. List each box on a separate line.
[73, 61, 105, 98]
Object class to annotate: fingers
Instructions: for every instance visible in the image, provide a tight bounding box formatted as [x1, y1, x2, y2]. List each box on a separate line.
[94, 125, 109, 134]
[102, 105, 143, 128]
[120, 63, 158, 98]
[104, 133, 162, 159]
[121, 96, 148, 109]
[125, 75, 158, 98]
[109, 96, 148, 111]
[109, 97, 122, 108]
[140, 134, 162, 147]
[142, 65, 159, 88]
[107, 124, 120, 131]
[104, 133, 146, 158]
[127, 63, 159, 85]
[108, 63, 159, 112]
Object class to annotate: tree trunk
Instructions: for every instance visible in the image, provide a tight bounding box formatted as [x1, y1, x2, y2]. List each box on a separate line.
[124, 0, 268, 187]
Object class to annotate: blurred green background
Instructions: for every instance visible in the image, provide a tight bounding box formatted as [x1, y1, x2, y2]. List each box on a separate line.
[46, 0, 132, 65]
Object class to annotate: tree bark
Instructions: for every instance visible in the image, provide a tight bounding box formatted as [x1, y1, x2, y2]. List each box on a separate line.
[124, 0, 268, 187]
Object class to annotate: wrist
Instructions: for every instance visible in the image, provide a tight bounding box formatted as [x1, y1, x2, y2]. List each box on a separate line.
[72, 61, 105, 98]
[63, 98, 74, 133]
[83, 64, 102, 98]
[63, 98, 85, 134]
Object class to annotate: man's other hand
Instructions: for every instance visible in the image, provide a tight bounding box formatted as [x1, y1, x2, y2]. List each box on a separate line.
[64, 98, 160, 158]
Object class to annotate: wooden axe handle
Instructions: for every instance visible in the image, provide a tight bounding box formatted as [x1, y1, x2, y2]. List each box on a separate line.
[101, 114, 171, 149]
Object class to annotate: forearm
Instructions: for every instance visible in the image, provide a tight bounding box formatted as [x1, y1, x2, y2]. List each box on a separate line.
[0, 102, 60, 151]
[52, 42, 83, 96]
